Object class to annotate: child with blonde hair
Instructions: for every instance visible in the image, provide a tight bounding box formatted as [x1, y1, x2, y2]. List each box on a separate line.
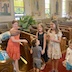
[36, 23, 48, 70]
[63, 39, 72, 71]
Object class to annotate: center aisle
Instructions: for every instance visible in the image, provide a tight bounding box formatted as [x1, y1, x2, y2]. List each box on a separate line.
[28, 52, 71, 72]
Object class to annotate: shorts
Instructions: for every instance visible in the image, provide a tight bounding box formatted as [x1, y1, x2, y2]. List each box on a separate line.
[33, 58, 42, 69]
[66, 62, 72, 70]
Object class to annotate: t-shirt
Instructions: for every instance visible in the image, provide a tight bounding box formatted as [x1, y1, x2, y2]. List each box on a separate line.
[32, 46, 42, 59]
[65, 47, 72, 65]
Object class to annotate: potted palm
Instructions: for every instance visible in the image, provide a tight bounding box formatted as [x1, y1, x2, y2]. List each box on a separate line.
[19, 15, 36, 32]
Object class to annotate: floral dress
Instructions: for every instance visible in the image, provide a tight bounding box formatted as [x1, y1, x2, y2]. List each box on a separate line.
[47, 29, 62, 59]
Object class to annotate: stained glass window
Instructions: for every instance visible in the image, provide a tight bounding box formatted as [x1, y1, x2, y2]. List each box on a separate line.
[14, 0, 25, 20]
[45, 0, 50, 18]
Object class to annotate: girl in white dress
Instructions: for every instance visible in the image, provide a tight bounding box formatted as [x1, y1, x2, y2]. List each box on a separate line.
[47, 20, 62, 72]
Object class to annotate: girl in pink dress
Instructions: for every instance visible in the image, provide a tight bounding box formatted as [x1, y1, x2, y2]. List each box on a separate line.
[6, 20, 27, 72]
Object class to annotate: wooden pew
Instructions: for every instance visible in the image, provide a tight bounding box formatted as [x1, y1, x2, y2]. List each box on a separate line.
[58, 25, 72, 41]
[19, 31, 34, 71]
[60, 37, 67, 52]
[0, 59, 13, 72]
[60, 22, 72, 26]
[59, 26, 72, 43]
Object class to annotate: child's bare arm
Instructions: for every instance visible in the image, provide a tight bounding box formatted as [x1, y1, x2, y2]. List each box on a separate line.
[30, 49, 33, 54]
[11, 36, 28, 43]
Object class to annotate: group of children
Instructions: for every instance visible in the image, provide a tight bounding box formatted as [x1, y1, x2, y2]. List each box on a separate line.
[6, 20, 72, 72]
[30, 20, 72, 72]
[31, 20, 62, 72]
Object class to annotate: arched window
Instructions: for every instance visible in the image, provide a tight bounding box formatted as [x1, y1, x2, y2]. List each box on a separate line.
[62, 0, 66, 17]
[45, 0, 50, 18]
[14, 0, 25, 20]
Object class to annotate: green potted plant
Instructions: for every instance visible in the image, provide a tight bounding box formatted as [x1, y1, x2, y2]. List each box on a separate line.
[19, 15, 36, 32]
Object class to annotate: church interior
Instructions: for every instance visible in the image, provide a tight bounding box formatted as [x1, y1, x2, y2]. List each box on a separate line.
[0, 0, 72, 72]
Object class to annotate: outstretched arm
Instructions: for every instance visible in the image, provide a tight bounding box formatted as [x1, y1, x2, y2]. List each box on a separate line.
[0, 28, 20, 42]
[11, 36, 27, 43]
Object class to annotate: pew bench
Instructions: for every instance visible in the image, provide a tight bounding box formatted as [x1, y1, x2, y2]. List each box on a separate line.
[0, 59, 13, 72]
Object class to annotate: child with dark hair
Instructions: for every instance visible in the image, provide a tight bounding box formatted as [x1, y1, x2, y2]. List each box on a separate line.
[30, 39, 42, 72]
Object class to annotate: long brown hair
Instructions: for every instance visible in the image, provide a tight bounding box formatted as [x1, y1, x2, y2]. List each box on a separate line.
[50, 20, 59, 34]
